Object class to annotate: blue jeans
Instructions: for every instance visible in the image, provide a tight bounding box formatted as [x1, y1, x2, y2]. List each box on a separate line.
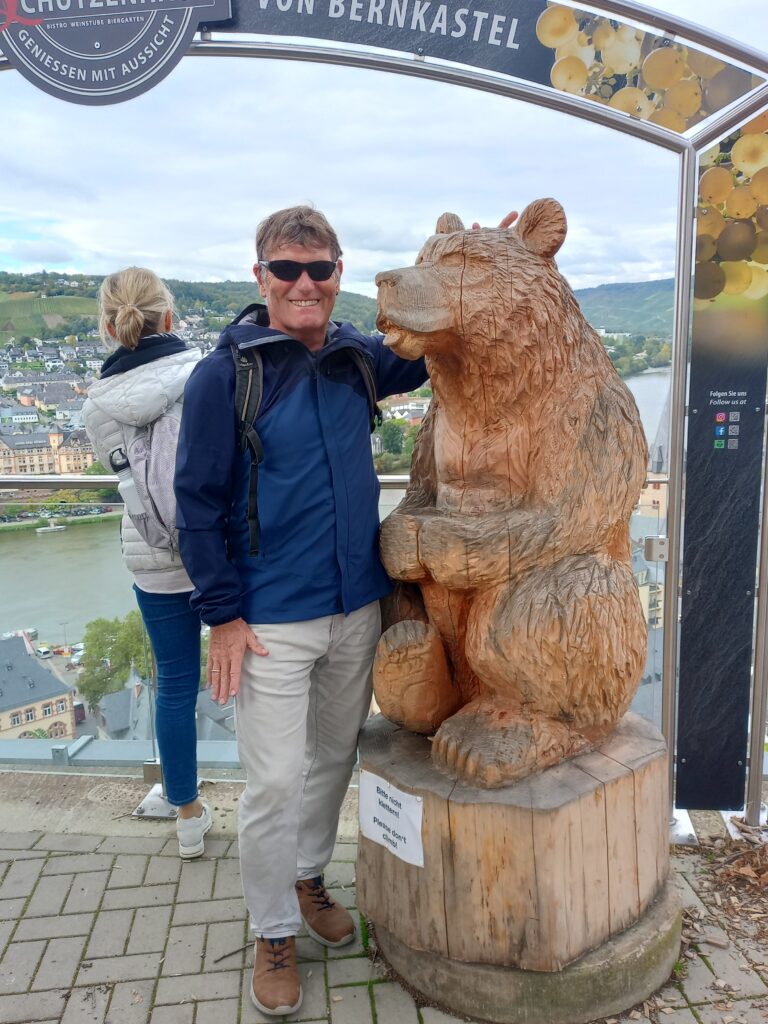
[133, 586, 201, 806]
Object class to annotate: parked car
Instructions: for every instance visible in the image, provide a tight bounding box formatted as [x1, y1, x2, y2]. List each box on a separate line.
[35, 646, 53, 659]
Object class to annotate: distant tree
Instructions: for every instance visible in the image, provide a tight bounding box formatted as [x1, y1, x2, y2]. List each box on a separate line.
[48, 489, 80, 509]
[403, 424, 421, 457]
[84, 460, 119, 502]
[373, 452, 397, 473]
[379, 419, 405, 455]
[77, 611, 151, 710]
[650, 342, 671, 367]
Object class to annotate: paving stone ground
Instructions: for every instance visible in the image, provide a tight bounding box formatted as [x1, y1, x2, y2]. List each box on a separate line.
[1, 812, 768, 1023]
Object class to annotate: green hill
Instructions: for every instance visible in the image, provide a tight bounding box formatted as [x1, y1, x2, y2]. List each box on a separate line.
[0, 272, 675, 343]
[0, 295, 97, 343]
[573, 278, 674, 336]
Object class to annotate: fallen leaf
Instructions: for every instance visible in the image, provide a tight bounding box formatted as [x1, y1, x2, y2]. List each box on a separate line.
[331, 995, 344, 1003]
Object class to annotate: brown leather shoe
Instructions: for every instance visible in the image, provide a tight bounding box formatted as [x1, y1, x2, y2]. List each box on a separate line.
[250, 937, 302, 1017]
[296, 875, 356, 948]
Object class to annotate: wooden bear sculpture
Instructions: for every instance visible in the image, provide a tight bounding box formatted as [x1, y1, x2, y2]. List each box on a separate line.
[373, 199, 649, 788]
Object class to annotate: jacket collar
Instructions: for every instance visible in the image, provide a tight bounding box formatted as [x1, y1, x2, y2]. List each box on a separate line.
[99, 333, 187, 379]
[222, 304, 365, 355]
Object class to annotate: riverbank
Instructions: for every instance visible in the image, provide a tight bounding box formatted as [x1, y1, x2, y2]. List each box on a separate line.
[0, 512, 121, 533]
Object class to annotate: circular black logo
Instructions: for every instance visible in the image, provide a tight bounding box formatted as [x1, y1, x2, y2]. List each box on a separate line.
[0, 0, 230, 105]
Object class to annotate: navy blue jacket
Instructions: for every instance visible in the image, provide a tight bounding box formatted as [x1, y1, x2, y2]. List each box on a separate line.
[174, 304, 427, 626]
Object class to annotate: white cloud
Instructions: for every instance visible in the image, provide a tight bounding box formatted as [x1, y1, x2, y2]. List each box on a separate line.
[0, 0, 765, 297]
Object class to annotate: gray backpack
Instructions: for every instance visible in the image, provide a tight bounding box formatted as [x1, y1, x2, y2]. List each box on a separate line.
[108, 400, 183, 552]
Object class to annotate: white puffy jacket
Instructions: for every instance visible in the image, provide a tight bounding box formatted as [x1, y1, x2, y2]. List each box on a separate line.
[83, 348, 201, 590]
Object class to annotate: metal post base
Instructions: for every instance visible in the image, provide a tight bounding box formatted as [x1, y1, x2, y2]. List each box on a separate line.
[721, 804, 767, 840]
[670, 807, 698, 846]
[132, 782, 177, 820]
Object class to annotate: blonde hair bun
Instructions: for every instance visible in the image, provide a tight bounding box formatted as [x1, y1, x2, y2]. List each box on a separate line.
[99, 267, 176, 350]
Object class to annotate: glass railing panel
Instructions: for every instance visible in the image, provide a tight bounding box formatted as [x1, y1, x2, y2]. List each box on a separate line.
[1, 473, 670, 771]
[628, 475, 668, 730]
[0, 477, 411, 773]
[0, 481, 213, 777]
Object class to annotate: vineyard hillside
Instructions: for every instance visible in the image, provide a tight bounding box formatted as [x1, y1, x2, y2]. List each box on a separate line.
[0, 273, 676, 343]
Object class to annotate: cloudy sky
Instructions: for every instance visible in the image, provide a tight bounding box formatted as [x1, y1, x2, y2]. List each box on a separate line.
[1, 0, 766, 295]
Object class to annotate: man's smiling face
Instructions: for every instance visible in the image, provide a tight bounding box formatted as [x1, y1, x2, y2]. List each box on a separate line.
[254, 243, 342, 351]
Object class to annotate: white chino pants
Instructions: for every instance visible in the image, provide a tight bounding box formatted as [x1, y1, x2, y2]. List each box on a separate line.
[235, 600, 380, 938]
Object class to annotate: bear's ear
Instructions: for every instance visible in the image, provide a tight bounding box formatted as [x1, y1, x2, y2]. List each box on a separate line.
[435, 212, 465, 233]
[516, 199, 567, 259]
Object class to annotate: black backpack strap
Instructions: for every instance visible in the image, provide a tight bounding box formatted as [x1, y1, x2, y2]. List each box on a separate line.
[231, 343, 265, 556]
[347, 348, 383, 432]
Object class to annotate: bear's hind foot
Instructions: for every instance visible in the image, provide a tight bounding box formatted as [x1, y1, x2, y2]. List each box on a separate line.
[432, 700, 593, 788]
[373, 620, 461, 734]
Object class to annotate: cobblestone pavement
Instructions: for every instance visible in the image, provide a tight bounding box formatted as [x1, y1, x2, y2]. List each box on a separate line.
[2, 821, 768, 1023]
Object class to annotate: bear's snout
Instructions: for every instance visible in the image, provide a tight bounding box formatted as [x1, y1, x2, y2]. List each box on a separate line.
[376, 264, 455, 336]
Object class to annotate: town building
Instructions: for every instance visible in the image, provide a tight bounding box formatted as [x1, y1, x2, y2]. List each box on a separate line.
[0, 405, 39, 427]
[0, 427, 94, 475]
[0, 636, 75, 740]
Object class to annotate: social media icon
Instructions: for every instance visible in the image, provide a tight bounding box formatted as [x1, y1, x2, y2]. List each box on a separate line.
[714, 440, 726, 449]
[715, 425, 727, 436]
[715, 412, 727, 422]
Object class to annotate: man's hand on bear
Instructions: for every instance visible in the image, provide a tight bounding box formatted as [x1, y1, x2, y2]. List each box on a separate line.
[470, 211, 519, 231]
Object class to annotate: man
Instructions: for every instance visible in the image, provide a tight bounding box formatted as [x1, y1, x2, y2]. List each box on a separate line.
[174, 205, 428, 1016]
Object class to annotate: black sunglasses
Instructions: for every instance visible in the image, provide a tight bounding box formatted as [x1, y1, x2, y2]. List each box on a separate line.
[259, 259, 338, 282]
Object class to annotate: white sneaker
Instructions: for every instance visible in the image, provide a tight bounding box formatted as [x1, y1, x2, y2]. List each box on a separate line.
[176, 802, 212, 859]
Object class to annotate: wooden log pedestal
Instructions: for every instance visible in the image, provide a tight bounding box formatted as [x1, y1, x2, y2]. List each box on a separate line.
[357, 713, 681, 1024]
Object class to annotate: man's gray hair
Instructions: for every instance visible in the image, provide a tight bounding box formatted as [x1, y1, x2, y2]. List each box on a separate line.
[256, 205, 343, 262]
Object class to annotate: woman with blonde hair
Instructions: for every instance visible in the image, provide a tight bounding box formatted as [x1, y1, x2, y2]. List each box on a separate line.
[83, 267, 210, 858]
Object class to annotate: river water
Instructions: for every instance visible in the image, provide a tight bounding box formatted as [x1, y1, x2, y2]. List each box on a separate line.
[0, 368, 672, 646]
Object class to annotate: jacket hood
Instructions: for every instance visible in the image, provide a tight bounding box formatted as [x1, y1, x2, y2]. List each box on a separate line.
[85, 348, 201, 427]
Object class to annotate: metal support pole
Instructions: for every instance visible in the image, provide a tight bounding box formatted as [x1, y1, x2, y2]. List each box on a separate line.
[745, 431, 768, 824]
[663, 142, 697, 815]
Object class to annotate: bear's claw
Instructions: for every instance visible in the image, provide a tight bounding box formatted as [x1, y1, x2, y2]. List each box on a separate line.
[431, 700, 590, 788]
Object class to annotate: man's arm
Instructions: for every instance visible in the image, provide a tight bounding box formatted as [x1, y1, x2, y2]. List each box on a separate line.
[371, 339, 428, 399]
[175, 349, 266, 703]
[175, 350, 243, 624]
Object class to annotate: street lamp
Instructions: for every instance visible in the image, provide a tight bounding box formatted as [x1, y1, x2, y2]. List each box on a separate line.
[59, 621, 68, 647]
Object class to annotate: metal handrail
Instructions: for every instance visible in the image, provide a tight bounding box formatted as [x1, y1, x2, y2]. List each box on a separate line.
[0, 473, 670, 491]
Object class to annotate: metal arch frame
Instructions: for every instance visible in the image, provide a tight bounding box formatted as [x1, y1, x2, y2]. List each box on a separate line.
[2, 0, 768, 819]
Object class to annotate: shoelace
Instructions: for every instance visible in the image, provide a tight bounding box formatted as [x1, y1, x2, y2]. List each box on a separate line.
[307, 879, 335, 912]
[266, 938, 292, 972]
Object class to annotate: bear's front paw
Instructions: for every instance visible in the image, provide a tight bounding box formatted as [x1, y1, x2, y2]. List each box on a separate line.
[419, 515, 510, 589]
[380, 512, 429, 581]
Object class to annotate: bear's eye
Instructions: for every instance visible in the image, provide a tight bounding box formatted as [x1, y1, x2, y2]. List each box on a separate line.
[438, 252, 465, 268]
